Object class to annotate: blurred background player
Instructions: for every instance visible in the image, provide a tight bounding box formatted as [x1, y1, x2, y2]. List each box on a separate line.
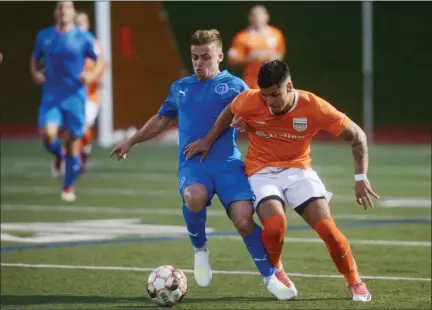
[227, 5, 285, 89]
[30, 1, 105, 201]
[185, 60, 379, 302]
[111, 30, 296, 300]
[75, 10, 106, 171]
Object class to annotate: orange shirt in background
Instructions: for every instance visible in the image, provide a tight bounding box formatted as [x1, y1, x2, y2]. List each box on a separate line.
[228, 26, 285, 89]
[84, 41, 103, 105]
[230, 89, 350, 176]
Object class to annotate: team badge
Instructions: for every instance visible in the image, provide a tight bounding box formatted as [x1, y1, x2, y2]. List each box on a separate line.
[293, 118, 308, 132]
[214, 83, 229, 95]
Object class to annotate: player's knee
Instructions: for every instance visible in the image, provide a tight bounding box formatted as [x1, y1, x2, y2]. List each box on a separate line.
[183, 184, 208, 212]
[233, 218, 254, 236]
[40, 127, 57, 143]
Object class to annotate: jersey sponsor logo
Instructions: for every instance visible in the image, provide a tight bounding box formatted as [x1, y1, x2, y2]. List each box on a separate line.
[178, 89, 187, 96]
[254, 130, 311, 140]
[293, 117, 308, 132]
[214, 83, 229, 95]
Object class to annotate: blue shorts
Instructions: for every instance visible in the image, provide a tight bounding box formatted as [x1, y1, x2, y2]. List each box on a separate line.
[178, 159, 253, 213]
[38, 92, 86, 138]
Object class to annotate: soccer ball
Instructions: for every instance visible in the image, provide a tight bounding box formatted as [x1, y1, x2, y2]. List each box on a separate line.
[146, 265, 188, 307]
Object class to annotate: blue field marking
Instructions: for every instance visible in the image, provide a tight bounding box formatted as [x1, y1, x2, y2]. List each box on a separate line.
[1, 218, 430, 252]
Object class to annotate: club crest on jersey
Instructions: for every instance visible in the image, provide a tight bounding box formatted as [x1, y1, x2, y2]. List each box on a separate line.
[293, 118, 308, 132]
[214, 83, 229, 95]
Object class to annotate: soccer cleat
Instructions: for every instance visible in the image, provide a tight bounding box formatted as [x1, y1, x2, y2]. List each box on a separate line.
[194, 247, 212, 287]
[275, 269, 294, 288]
[51, 157, 65, 178]
[61, 187, 76, 202]
[265, 273, 298, 300]
[349, 282, 372, 302]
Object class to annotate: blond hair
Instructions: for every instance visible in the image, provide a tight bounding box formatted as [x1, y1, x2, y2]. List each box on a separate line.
[190, 29, 223, 48]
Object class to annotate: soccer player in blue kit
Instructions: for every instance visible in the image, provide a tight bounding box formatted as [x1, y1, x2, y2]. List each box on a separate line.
[30, 1, 105, 201]
[110, 29, 294, 299]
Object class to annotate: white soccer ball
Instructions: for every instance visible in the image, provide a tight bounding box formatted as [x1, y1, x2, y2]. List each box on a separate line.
[146, 265, 188, 307]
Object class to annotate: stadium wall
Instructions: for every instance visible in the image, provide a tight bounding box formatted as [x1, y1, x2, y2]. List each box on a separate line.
[0, 2, 430, 143]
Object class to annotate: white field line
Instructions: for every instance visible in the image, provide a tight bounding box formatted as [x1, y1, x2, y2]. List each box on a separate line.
[2, 170, 430, 189]
[1, 204, 431, 222]
[1, 204, 430, 247]
[2, 185, 431, 207]
[1, 263, 430, 282]
[381, 199, 432, 208]
[212, 236, 431, 247]
[1, 159, 431, 176]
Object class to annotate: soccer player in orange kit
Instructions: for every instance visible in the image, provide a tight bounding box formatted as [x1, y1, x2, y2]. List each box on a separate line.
[185, 60, 379, 302]
[75, 11, 105, 169]
[228, 5, 285, 89]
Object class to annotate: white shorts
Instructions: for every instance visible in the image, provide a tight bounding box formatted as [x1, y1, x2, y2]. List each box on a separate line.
[248, 167, 333, 211]
[85, 101, 100, 127]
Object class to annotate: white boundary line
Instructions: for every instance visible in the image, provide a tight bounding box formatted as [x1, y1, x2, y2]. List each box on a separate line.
[3, 159, 430, 175]
[212, 236, 431, 247]
[1, 263, 430, 282]
[2, 186, 431, 207]
[0, 204, 430, 247]
[2, 169, 430, 189]
[2, 204, 431, 221]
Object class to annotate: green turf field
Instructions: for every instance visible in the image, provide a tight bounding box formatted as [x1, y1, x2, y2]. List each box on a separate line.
[1, 139, 431, 309]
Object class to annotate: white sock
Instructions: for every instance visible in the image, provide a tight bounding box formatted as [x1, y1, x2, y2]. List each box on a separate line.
[194, 244, 208, 253]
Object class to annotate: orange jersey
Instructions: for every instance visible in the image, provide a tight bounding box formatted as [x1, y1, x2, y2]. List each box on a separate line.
[84, 41, 103, 105]
[228, 26, 285, 89]
[231, 89, 350, 176]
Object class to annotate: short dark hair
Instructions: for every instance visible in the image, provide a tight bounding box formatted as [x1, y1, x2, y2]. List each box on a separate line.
[190, 29, 223, 48]
[257, 60, 291, 88]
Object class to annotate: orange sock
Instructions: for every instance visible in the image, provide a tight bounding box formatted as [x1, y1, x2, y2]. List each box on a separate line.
[261, 213, 286, 270]
[313, 217, 361, 285]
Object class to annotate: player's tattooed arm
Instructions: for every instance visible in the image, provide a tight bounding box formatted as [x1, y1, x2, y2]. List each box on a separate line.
[339, 120, 369, 174]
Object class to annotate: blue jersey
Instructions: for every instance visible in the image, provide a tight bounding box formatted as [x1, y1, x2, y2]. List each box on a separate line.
[158, 70, 248, 167]
[32, 26, 99, 96]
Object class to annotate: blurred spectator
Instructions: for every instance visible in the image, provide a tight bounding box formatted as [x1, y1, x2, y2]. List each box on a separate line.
[228, 5, 285, 89]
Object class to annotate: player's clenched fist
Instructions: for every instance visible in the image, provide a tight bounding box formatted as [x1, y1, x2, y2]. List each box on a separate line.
[110, 140, 132, 161]
[230, 115, 248, 132]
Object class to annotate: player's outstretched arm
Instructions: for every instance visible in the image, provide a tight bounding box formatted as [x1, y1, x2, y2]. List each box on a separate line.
[110, 114, 172, 161]
[184, 104, 235, 162]
[339, 120, 380, 209]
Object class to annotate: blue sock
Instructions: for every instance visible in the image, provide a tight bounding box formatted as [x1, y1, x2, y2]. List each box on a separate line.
[63, 155, 80, 189]
[242, 223, 275, 278]
[182, 204, 207, 249]
[44, 138, 64, 160]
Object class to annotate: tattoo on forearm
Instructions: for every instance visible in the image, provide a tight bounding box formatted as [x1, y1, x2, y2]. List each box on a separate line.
[340, 122, 368, 174]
